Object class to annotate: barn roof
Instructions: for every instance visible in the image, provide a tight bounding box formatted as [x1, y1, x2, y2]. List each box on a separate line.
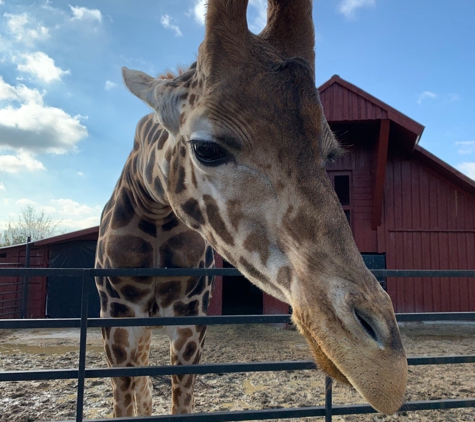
[319, 74, 475, 225]
[319, 75, 425, 152]
[34, 226, 99, 246]
[414, 146, 475, 195]
[0, 226, 99, 252]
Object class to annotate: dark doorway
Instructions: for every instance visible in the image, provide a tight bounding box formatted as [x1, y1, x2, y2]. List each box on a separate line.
[46, 241, 100, 318]
[222, 260, 263, 315]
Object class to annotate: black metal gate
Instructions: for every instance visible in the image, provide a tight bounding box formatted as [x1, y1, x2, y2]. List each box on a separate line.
[1, 267, 475, 421]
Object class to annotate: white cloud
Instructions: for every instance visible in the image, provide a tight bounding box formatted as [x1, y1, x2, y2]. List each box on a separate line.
[0, 151, 46, 173]
[0, 76, 87, 172]
[417, 91, 437, 105]
[455, 141, 475, 155]
[0, 182, 5, 191]
[339, 0, 376, 19]
[192, 0, 206, 25]
[16, 51, 70, 83]
[51, 198, 101, 231]
[69, 5, 102, 23]
[458, 162, 475, 180]
[160, 14, 182, 37]
[3, 197, 101, 233]
[104, 80, 117, 91]
[4, 12, 50, 45]
[51, 198, 98, 216]
[16, 198, 38, 206]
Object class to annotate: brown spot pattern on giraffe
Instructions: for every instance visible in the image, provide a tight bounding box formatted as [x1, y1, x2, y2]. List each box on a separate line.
[157, 130, 168, 150]
[105, 279, 121, 299]
[110, 189, 136, 230]
[173, 299, 199, 316]
[123, 393, 132, 408]
[185, 276, 206, 296]
[153, 176, 165, 199]
[114, 328, 130, 349]
[138, 219, 157, 237]
[203, 194, 234, 245]
[120, 284, 151, 302]
[173, 328, 193, 352]
[98, 290, 109, 311]
[162, 217, 179, 232]
[159, 231, 206, 268]
[243, 230, 270, 266]
[226, 199, 243, 231]
[181, 198, 205, 225]
[175, 166, 187, 194]
[110, 302, 135, 317]
[119, 377, 132, 392]
[157, 280, 183, 308]
[112, 345, 127, 365]
[183, 341, 197, 361]
[106, 235, 154, 268]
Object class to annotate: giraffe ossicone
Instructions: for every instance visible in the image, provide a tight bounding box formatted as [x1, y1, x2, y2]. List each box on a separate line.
[95, 0, 407, 417]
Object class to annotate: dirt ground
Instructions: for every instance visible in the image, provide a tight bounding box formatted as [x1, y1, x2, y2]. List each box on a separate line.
[0, 322, 474, 422]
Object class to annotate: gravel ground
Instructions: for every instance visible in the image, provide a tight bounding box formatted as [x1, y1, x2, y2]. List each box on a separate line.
[0, 322, 474, 421]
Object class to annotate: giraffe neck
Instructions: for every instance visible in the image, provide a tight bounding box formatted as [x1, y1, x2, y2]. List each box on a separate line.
[116, 114, 175, 223]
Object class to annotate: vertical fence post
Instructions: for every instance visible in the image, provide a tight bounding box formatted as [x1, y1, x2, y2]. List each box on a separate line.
[325, 376, 333, 422]
[20, 237, 31, 318]
[76, 270, 90, 422]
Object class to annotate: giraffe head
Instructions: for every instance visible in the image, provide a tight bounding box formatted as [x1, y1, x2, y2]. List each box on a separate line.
[122, 0, 407, 414]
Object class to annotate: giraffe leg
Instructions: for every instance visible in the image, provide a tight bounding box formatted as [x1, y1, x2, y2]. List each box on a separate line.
[102, 325, 153, 417]
[166, 324, 207, 414]
[133, 328, 153, 415]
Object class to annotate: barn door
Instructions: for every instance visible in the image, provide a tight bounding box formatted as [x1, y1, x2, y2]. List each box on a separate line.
[46, 241, 100, 318]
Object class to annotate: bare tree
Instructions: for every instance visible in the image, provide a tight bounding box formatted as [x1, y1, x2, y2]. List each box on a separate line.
[1, 205, 61, 246]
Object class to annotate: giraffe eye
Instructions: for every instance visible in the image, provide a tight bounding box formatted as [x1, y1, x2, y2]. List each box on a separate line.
[192, 140, 229, 165]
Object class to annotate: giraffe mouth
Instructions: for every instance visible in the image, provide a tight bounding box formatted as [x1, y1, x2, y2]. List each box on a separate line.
[291, 313, 350, 386]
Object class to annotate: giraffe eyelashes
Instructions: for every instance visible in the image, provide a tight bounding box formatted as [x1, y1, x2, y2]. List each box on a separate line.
[191, 140, 231, 166]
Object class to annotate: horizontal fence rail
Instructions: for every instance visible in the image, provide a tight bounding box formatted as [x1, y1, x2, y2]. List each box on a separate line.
[2, 268, 475, 277]
[1, 267, 475, 422]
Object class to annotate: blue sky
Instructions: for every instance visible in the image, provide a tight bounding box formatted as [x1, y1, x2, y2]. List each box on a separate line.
[0, 0, 474, 235]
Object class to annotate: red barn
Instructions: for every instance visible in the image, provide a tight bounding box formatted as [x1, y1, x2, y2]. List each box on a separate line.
[320, 75, 475, 313]
[1, 75, 474, 318]
[0, 228, 99, 319]
[213, 75, 475, 314]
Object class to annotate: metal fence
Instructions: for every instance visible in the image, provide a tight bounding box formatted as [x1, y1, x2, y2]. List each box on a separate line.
[1, 267, 475, 422]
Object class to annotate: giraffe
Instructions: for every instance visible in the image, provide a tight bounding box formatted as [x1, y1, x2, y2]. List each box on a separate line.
[95, 0, 407, 417]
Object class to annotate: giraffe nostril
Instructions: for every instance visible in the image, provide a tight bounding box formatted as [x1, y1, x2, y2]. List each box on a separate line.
[354, 309, 379, 344]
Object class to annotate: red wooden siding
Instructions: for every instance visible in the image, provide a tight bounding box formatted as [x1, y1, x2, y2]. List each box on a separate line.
[382, 150, 475, 312]
[0, 245, 48, 318]
[321, 82, 388, 122]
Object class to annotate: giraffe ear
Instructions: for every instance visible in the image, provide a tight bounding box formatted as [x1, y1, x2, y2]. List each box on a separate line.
[122, 67, 181, 134]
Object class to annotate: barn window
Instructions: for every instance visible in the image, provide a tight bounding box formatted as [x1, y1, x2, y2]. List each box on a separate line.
[334, 175, 350, 205]
[328, 172, 352, 227]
